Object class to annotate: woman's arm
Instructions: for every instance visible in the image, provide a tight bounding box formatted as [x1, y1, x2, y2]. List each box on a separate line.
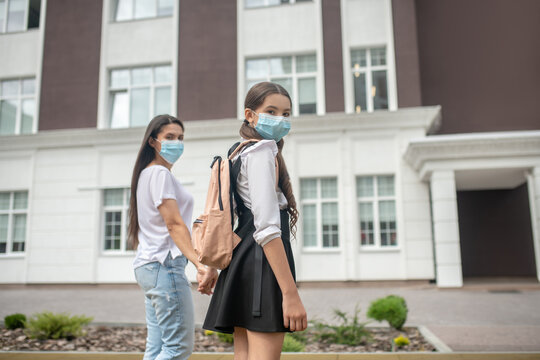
[263, 239, 307, 332]
[158, 199, 217, 294]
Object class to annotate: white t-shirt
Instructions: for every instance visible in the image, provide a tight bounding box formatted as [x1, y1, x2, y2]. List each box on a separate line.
[233, 140, 288, 247]
[133, 165, 194, 269]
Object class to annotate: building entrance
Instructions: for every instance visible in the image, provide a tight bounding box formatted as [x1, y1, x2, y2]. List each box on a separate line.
[457, 183, 537, 278]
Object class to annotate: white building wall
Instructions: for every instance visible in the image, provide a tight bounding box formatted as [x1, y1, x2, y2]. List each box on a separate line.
[241, 3, 318, 57]
[0, 31, 40, 78]
[0, 108, 441, 284]
[97, 0, 178, 129]
[26, 147, 98, 283]
[398, 129, 435, 280]
[0, 0, 47, 134]
[341, 0, 398, 112]
[237, 0, 325, 117]
[0, 152, 33, 283]
[105, 18, 174, 68]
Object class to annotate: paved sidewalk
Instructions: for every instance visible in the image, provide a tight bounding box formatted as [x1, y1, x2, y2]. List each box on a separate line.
[1, 280, 539, 352]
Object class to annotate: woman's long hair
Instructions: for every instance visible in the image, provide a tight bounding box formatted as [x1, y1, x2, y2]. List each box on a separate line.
[127, 114, 184, 249]
[241, 82, 299, 238]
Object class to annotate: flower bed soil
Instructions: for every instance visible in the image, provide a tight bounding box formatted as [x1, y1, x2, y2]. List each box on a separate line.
[0, 326, 436, 353]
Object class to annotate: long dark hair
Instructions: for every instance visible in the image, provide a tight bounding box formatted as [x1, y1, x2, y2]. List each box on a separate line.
[127, 114, 184, 249]
[241, 82, 299, 238]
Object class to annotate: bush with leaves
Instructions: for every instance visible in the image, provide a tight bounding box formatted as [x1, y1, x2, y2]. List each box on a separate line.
[286, 330, 308, 345]
[4, 313, 27, 330]
[25, 311, 93, 340]
[367, 295, 408, 330]
[216, 331, 234, 344]
[311, 305, 371, 346]
[282, 333, 305, 352]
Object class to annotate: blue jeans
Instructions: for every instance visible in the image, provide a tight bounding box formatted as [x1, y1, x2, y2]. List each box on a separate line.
[134, 253, 194, 360]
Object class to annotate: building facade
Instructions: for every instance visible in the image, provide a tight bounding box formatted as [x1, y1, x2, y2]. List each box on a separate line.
[0, 0, 539, 287]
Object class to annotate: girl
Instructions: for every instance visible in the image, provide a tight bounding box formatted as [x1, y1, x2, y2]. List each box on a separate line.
[128, 115, 218, 360]
[203, 82, 307, 360]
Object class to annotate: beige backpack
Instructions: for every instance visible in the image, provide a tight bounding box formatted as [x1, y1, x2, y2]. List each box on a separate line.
[192, 140, 259, 269]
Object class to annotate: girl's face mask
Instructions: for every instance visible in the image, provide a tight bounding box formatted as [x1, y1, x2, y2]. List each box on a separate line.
[251, 110, 291, 142]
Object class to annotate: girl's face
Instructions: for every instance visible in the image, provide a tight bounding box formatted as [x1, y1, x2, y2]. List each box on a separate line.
[149, 123, 184, 154]
[245, 93, 291, 127]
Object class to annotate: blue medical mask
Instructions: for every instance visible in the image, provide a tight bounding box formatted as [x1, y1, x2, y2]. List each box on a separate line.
[252, 111, 291, 142]
[156, 139, 184, 164]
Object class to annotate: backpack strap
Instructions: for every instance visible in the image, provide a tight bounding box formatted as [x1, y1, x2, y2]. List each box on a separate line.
[227, 139, 260, 160]
[227, 140, 265, 317]
[229, 140, 259, 213]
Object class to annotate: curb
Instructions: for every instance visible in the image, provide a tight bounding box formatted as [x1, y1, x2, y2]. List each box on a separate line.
[2, 352, 540, 360]
[418, 325, 453, 353]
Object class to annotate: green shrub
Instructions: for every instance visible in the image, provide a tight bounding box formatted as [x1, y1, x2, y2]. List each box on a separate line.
[216, 331, 234, 344]
[311, 305, 371, 346]
[282, 333, 305, 352]
[286, 330, 308, 344]
[4, 313, 27, 329]
[367, 295, 408, 330]
[25, 311, 93, 340]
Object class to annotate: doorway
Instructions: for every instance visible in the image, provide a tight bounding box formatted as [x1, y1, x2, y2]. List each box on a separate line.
[457, 183, 537, 278]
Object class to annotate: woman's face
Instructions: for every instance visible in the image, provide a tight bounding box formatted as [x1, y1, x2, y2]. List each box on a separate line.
[150, 123, 184, 153]
[245, 93, 291, 127]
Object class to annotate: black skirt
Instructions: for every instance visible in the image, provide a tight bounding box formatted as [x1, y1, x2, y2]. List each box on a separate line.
[203, 208, 296, 334]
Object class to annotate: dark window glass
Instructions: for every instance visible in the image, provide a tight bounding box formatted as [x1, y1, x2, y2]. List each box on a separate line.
[27, 0, 40, 29]
[354, 73, 367, 113]
[372, 70, 388, 110]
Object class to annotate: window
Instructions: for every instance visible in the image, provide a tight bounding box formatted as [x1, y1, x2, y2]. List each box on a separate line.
[0, 0, 40, 33]
[356, 175, 397, 247]
[300, 178, 339, 249]
[112, 0, 173, 22]
[351, 47, 388, 113]
[0, 191, 28, 255]
[245, 0, 311, 8]
[103, 188, 132, 253]
[0, 78, 36, 135]
[109, 65, 172, 128]
[246, 54, 317, 116]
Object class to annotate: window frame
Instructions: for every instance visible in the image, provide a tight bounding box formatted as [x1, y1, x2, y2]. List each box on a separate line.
[0, 191, 28, 257]
[111, 0, 174, 22]
[101, 188, 133, 255]
[351, 47, 389, 113]
[0, 77, 36, 135]
[108, 64, 173, 129]
[245, 54, 318, 116]
[356, 175, 398, 249]
[244, 0, 312, 9]
[300, 177, 340, 251]
[0, 0, 41, 34]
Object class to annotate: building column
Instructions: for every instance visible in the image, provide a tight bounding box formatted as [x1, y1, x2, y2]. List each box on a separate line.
[527, 167, 540, 282]
[430, 170, 463, 287]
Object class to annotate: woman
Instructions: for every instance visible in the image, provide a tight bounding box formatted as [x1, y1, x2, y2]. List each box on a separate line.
[203, 82, 307, 360]
[128, 114, 217, 360]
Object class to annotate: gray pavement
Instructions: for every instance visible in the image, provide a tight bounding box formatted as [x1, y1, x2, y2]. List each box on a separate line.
[1, 280, 539, 352]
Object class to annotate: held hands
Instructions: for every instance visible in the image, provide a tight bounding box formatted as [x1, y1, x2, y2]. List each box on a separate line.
[282, 290, 308, 332]
[196, 265, 218, 295]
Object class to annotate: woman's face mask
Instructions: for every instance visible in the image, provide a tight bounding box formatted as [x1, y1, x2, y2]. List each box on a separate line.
[156, 139, 184, 164]
[251, 110, 291, 142]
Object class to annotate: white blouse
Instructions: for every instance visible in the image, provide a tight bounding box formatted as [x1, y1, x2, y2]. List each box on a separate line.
[232, 140, 288, 247]
[133, 165, 194, 269]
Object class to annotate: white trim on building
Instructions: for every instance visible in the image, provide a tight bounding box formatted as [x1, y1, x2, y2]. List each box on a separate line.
[405, 130, 540, 286]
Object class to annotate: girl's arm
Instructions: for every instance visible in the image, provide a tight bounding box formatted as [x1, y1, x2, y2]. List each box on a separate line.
[158, 199, 217, 294]
[244, 143, 307, 330]
[263, 239, 307, 332]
